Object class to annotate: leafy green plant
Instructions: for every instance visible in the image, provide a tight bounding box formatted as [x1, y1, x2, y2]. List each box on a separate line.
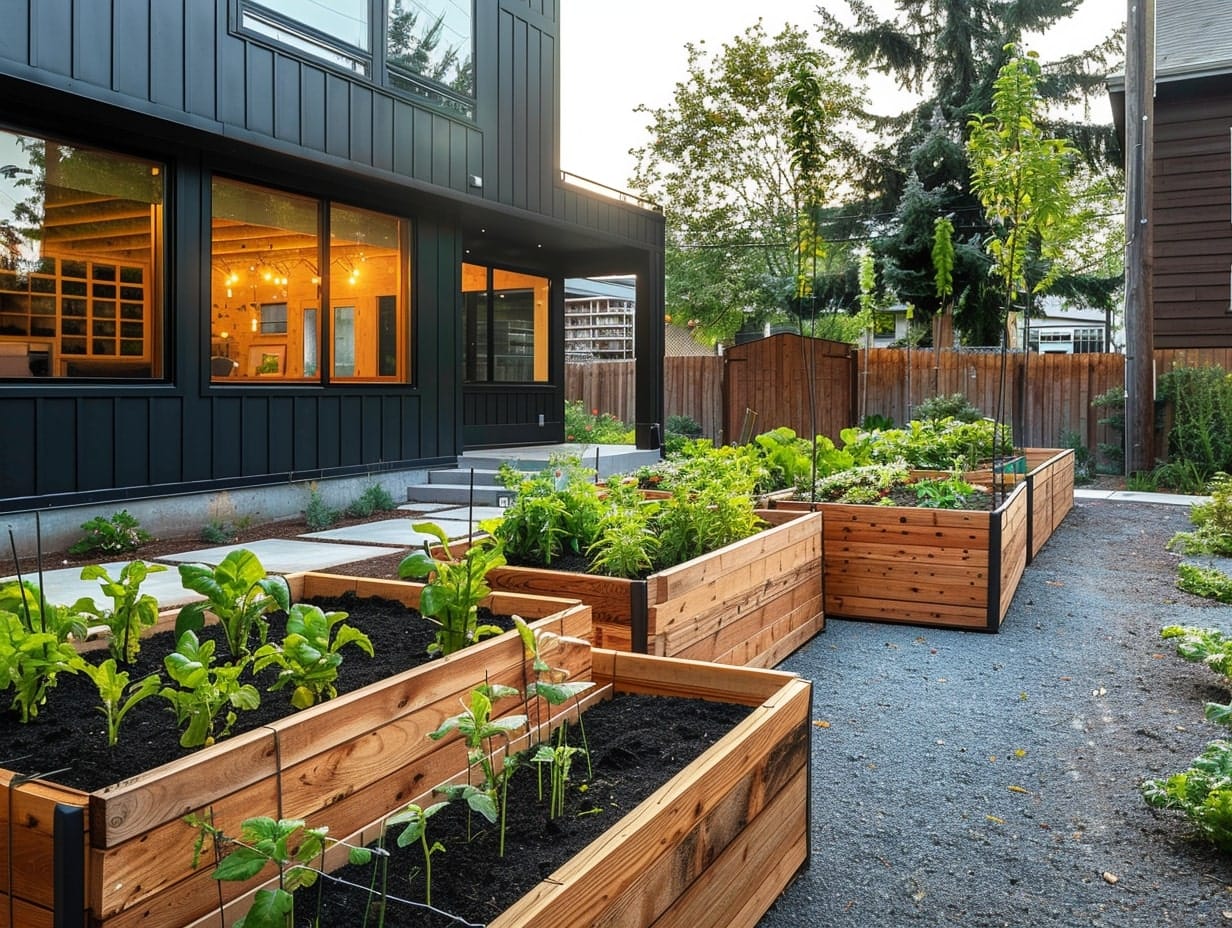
[492, 457, 607, 565]
[429, 683, 527, 856]
[1059, 429, 1096, 485]
[252, 603, 373, 709]
[74, 658, 161, 746]
[564, 400, 633, 444]
[0, 581, 89, 722]
[913, 474, 982, 510]
[385, 801, 449, 906]
[67, 510, 150, 556]
[77, 560, 167, 664]
[1150, 459, 1211, 496]
[1167, 474, 1232, 556]
[397, 522, 506, 656]
[1160, 624, 1232, 681]
[200, 520, 235, 544]
[190, 814, 373, 928]
[303, 482, 340, 531]
[841, 417, 1012, 471]
[1176, 564, 1232, 604]
[176, 549, 291, 661]
[808, 461, 912, 504]
[1159, 367, 1232, 478]
[348, 482, 397, 518]
[587, 500, 659, 579]
[515, 615, 594, 775]
[1143, 740, 1232, 852]
[160, 630, 261, 747]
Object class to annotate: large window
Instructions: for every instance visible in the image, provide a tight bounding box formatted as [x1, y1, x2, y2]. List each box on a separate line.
[238, 1, 474, 117]
[0, 129, 164, 379]
[462, 263, 548, 383]
[210, 178, 408, 383]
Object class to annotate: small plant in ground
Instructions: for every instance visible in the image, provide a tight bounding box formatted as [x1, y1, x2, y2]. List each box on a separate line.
[0, 581, 89, 722]
[1150, 459, 1212, 496]
[531, 720, 586, 819]
[385, 801, 449, 906]
[201, 491, 253, 543]
[200, 520, 235, 544]
[397, 522, 506, 656]
[68, 510, 150, 556]
[1142, 740, 1232, 852]
[348, 482, 397, 517]
[1091, 386, 1126, 474]
[1059, 429, 1096, 485]
[188, 813, 374, 928]
[809, 461, 912, 504]
[252, 603, 373, 709]
[1176, 564, 1232, 605]
[74, 658, 161, 746]
[429, 682, 527, 856]
[176, 549, 291, 661]
[77, 560, 167, 664]
[160, 629, 261, 747]
[1160, 624, 1232, 680]
[515, 615, 594, 773]
[1167, 473, 1232, 556]
[303, 481, 340, 530]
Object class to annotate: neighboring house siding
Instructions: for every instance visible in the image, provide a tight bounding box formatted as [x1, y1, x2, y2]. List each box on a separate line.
[1153, 80, 1232, 347]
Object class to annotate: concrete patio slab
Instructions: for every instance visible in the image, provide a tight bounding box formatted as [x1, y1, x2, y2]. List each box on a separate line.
[1075, 488, 1206, 506]
[397, 502, 454, 513]
[301, 518, 474, 546]
[429, 506, 506, 524]
[158, 538, 403, 573]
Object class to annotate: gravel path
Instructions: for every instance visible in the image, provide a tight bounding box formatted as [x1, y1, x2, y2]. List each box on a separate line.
[759, 498, 1232, 927]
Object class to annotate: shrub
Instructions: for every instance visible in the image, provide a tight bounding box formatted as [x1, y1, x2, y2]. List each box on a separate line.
[304, 482, 340, 531]
[914, 393, 983, 423]
[1167, 473, 1232, 555]
[1158, 366, 1232, 478]
[1091, 386, 1125, 475]
[68, 511, 150, 556]
[1059, 429, 1096, 485]
[564, 400, 634, 444]
[348, 482, 397, 517]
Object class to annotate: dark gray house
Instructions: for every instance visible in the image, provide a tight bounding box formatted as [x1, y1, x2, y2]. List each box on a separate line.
[0, 0, 665, 539]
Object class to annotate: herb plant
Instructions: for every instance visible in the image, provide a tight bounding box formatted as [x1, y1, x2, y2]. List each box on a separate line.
[176, 549, 291, 661]
[397, 522, 506, 656]
[67, 510, 150, 556]
[252, 603, 373, 708]
[75, 658, 161, 746]
[304, 482, 340, 531]
[77, 560, 167, 664]
[160, 630, 261, 747]
[492, 457, 607, 565]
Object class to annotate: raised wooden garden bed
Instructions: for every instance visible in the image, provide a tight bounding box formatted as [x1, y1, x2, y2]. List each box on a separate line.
[479, 508, 825, 668]
[0, 580, 811, 928]
[0, 574, 590, 928]
[1022, 447, 1074, 561]
[775, 480, 1030, 632]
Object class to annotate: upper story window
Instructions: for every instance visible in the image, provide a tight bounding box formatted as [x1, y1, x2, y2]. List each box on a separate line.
[238, 1, 474, 118]
[0, 128, 165, 380]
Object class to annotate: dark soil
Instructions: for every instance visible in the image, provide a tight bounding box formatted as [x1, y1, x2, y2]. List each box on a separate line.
[289, 694, 750, 927]
[758, 498, 1232, 927]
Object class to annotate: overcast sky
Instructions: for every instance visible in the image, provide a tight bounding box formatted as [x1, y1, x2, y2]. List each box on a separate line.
[559, 0, 1127, 193]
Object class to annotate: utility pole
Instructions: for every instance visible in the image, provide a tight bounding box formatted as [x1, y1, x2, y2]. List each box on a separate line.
[1123, 0, 1155, 474]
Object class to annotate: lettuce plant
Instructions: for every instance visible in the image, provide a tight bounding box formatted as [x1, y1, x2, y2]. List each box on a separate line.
[0, 581, 88, 722]
[176, 549, 290, 661]
[252, 603, 373, 708]
[160, 630, 260, 747]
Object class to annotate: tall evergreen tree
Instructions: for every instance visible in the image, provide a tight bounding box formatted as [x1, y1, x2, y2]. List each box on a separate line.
[819, 0, 1122, 344]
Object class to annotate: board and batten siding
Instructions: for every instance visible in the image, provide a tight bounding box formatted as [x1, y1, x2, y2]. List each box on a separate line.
[1153, 79, 1232, 348]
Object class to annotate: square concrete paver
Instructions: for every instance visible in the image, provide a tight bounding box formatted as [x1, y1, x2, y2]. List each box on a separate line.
[302, 518, 475, 546]
[158, 538, 403, 573]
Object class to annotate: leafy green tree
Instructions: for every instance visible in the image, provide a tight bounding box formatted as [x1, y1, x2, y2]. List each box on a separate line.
[630, 21, 864, 344]
[818, 0, 1123, 344]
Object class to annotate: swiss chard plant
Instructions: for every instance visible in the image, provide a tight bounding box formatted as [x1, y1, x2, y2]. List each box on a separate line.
[77, 559, 167, 664]
[397, 522, 505, 656]
[252, 603, 373, 709]
[0, 581, 89, 722]
[429, 682, 527, 856]
[176, 549, 291, 661]
[74, 658, 161, 746]
[160, 629, 261, 747]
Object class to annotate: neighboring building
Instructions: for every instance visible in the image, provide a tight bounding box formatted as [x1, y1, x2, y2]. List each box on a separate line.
[0, 2, 665, 522]
[1019, 298, 1113, 355]
[1109, 0, 1232, 347]
[564, 276, 635, 360]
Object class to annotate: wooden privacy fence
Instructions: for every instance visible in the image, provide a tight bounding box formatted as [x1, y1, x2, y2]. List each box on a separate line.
[566, 342, 1232, 453]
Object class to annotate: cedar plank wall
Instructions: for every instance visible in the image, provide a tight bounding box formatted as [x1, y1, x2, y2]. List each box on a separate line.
[1153, 77, 1232, 347]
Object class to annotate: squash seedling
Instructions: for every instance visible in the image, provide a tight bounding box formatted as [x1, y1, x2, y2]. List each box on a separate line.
[397, 522, 505, 656]
[252, 603, 373, 709]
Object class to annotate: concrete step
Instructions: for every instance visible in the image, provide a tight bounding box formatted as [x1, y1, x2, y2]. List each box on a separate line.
[425, 467, 506, 487]
[405, 482, 509, 507]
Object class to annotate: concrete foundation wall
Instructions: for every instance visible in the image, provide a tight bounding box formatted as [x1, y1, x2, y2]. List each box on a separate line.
[1, 468, 429, 559]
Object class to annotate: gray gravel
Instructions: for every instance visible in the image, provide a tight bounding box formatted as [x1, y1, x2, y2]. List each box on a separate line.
[759, 498, 1232, 927]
